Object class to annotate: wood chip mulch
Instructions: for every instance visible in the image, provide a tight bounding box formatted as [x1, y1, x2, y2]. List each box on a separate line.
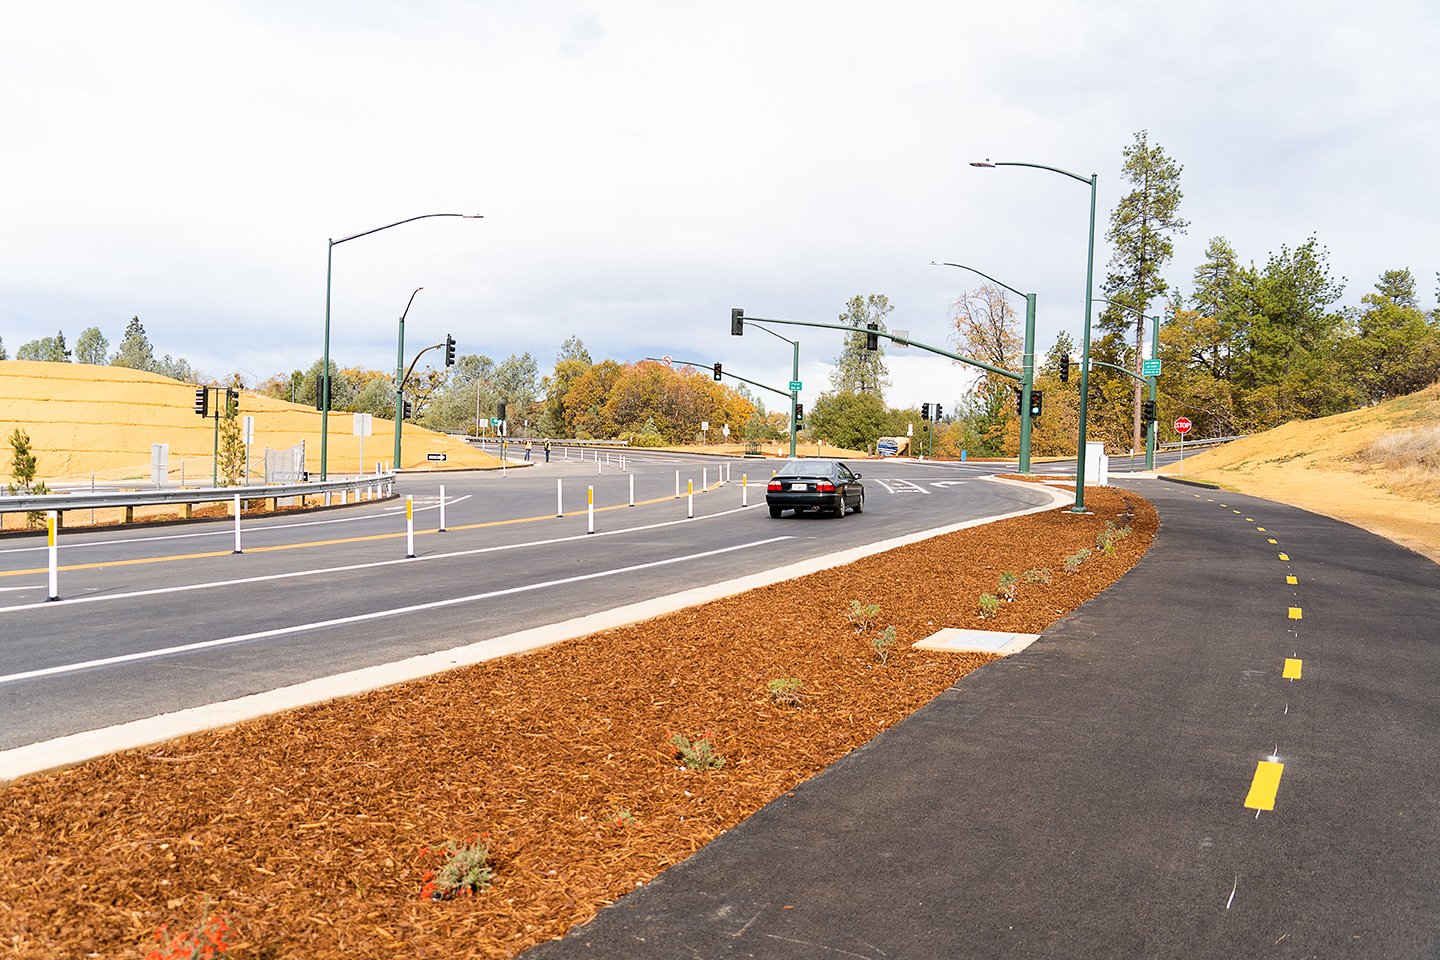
[0, 484, 1156, 959]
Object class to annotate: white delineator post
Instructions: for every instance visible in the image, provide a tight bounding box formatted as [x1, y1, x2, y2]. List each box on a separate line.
[557, 478, 564, 517]
[703, 467, 708, 492]
[588, 485, 595, 534]
[438, 484, 447, 532]
[629, 472, 635, 506]
[742, 474, 748, 507]
[46, 511, 59, 601]
[675, 470, 680, 499]
[687, 479, 694, 519]
[405, 495, 416, 558]
[233, 494, 243, 554]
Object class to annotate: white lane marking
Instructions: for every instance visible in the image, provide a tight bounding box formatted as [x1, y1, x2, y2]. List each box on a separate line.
[0, 496, 473, 557]
[0, 502, 763, 614]
[871, 480, 897, 494]
[0, 537, 791, 686]
[0, 585, 38, 593]
[930, 481, 967, 488]
[894, 479, 931, 495]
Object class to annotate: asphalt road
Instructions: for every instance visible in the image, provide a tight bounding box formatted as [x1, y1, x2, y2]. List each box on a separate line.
[0, 453, 1053, 750]
[525, 477, 1440, 959]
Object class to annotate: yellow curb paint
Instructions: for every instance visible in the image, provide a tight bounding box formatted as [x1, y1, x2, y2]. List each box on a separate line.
[1286, 575, 1298, 585]
[1283, 658, 1303, 679]
[1289, 607, 1302, 619]
[1279, 553, 1289, 561]
[1245, 760, 1284, 811]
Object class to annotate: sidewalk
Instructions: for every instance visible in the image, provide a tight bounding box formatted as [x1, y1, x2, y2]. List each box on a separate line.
[525, 478, 1440, 959]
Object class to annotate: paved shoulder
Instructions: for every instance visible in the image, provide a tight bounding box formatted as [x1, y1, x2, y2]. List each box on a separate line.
[525, 480, 1440, 959]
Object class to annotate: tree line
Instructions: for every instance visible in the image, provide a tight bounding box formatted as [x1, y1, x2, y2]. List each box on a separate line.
[1, 317, 206, 383]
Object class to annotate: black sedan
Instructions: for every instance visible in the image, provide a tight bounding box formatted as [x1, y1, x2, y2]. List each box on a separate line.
[765, 459, 865, 518]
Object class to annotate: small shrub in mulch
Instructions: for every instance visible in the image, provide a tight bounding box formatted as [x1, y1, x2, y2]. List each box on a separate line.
[0, 485, 1155, 960]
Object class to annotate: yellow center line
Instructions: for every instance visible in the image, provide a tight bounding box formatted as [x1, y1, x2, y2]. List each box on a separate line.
[0, 484, 734, 578]
[1268, 538, 1278, 544]
[1283, 658, 1303, 679]
[1286, 575, 1297, 585]
[1289, 607, 1302, 619]
[1245, 760, 1284, 810]
[1279, 553, 1290, 561]
[1256, 526, 1265, 532]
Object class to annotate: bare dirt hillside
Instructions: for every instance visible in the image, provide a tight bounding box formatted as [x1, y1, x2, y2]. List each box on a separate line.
[1171, 382, 1440, 562]
[0, 360, 501, 482]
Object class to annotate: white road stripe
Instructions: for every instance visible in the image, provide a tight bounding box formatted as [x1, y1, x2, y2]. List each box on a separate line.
[0, 537, 791, 686]
[871, 480, 897, 493]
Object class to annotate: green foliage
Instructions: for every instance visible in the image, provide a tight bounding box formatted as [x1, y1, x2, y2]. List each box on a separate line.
[16, 331, 71, 362]
[767, 677, 806, 708]
[75, 327, 109, 365]
[1024, 568, 1052, 585]
[997, 570, 1019, 600]
[846, 599, 880, 633]
[217, 408, 247, 486]
[828, 294, 892, 398]
[0, 335, 6, 360]
[666, 731, 726, 771]
[8, 429, 38, 489]
[110, 316, 156, 370]
[871, 625, 897, 664]
[977, 594, 1000, 618]
[420, 837, 493, 901]
[811, 390, 887, 452]
[1064, 548, 1091, 573]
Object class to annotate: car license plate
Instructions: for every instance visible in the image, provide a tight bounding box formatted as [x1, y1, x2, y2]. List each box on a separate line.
[789, 482, 805, 491]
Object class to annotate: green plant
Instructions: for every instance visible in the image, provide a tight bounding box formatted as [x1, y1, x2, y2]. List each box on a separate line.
[871, 625, 897, 663]
[978, 594, 1000, 618]
[847, 600, 880, 633]
[146, 898, 232, 959]
[767, 677, 806, 708]
[1024, 567, 1052, 585]
[612, 808, 637, 827]
[667, 731, 726, 770]
[1064, 548, 1091, 573]
[420, 834, 494, 901]
[997, 570, 1019, 600]
[6, 428, 51, 527]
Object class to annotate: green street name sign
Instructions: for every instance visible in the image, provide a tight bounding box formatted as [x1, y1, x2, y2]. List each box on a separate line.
[1142, 359, 1162, 377]
[789, 381, 803, 392]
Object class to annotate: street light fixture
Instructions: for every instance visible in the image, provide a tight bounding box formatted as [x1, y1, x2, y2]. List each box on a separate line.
[931, 261, 1036, 473]
[971, 160, 1098, 512]
[320, 213, 481, 479]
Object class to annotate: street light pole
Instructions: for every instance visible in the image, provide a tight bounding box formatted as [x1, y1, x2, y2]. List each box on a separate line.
[1094, 298, 1162, 471]
[932, 261, 1036, 473]
[319, 213, 481, 479]
[393, 287, 423, 471]
[747, 322, 801, 459]
[972, 161, 1098, 511]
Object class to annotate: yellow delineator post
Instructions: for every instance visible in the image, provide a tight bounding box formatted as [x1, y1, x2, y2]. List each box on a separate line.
[46, 511, 59, 601]
[742, 474, 748, 507]
[588, 485, 595, 534]
[688, 480, 694, 519]
[405, 495, 416, 558]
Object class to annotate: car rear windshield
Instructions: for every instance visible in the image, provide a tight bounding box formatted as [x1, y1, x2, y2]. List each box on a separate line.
[775, 460, 835, 477]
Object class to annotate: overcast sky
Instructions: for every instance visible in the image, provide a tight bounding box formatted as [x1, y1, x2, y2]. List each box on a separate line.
[4, 1, 1438, 413]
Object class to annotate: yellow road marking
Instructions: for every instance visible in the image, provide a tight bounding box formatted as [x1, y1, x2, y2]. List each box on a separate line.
[1283, 658, 1303, 679]
[1289, 607, 1302, 619]
[1286, 575, 1297, 585]
[1279, 553, 1289, 561]
[1233, 510, 1241, 514]
[1268, 538, 1278, 544]
[1256, 526, 1265, 531]
[1245, 760, 1284, 810]
[0, 485, 732, 578]
[1246, 517, 1254, 522]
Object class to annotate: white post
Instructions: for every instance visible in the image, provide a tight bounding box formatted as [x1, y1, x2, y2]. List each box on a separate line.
[588, 485, 595, 534]
[597, 456, 602, 476]
[703, 467, 708, 492]
[233, 494, 242, 554]
[675, 470, 680, 499]
[621, 454, 626, 472]
[557, 478, 564, 517]
[405, 496, 416, 558]
[687, 480, 694, 519]
[46, 511, 59, 601]
[629, 472, 635, 507]
[438, 484, 446, 532]
[324, 491, 331, 507]
[606, 451, 610, 465]
[742, 474, 748, 507]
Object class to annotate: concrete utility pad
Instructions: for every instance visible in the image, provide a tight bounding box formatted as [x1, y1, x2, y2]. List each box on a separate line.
[913, 627, 1039, 656]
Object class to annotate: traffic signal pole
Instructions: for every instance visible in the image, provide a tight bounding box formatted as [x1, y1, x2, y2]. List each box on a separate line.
[393, 288, 423, 471]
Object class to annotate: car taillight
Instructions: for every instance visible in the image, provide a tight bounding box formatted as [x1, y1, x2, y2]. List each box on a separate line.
[816, 481, 835, 492]
[767, 481, 782, 491]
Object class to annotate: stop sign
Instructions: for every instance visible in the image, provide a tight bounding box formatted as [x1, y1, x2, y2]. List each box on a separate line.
[1175, 417, 1192, 435]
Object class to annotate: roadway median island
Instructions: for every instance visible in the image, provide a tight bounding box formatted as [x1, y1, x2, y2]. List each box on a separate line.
[0, 484, 1157, 959]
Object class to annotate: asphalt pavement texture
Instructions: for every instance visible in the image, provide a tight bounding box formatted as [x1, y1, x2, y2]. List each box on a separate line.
[524, 477, 1440, 959]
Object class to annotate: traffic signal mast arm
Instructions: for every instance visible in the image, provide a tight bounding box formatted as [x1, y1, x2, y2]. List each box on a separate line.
[398, 340, 450, 395]
[643, 358, 793, 399]
[1085, 359, 1150, 384]
[740, 316, 1023, 383]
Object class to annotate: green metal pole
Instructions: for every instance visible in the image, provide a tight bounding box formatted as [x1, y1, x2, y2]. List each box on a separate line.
[393, 311, 406, 471]
[1072, 174, 1098, 513]
[320, 241, 334, 480]
[790, 340, 799, 459]
[1018, 293, 1036, 473]
[211, 390, 219, 487]
[1146, 312, 1159, 471]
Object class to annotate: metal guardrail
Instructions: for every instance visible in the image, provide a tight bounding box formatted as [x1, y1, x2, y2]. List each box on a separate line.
[1158, 434, 1247, 450]
[0, 474, 396, 515]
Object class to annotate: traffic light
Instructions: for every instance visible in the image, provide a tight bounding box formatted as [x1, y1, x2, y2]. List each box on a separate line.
[403, 399, 413, 419]
[1030, 391, 1044, 417]
[713, 362, 723, 381]
[225, 387, 239, 417]
[865, 322, 879, 351]
[1142, 399, 1156, 422]
[314, 375, 329, 411]
[794, 403, 804, 429]
[497, 401, 507, 422]
[731, 307, 744, 336]
[1060, 352, 1070, 383]
[193, 387, 208, 417]
[920, 402, 930, 421]
[934, 404, 943, 420]
[444, 334, 456, 367]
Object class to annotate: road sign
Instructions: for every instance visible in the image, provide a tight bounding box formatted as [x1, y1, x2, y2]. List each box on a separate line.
[661, 355, 672, 366]
[1175, 417, 1192, 434]
[789, 381, 803, 392]
[242, 415, 255, 445]
[426, 453, 447, 462]
[489, 417, 500, 426]
[1142, 358, 1162, 377]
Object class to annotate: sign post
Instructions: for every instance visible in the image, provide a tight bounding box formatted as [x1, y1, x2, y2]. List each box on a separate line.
[1175, 417, 1192, 475]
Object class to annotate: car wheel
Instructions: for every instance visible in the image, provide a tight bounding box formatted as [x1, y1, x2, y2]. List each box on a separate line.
[853, 492, 864, 514]
[833, 499, 847, 518]
[769, 504, 783, 518]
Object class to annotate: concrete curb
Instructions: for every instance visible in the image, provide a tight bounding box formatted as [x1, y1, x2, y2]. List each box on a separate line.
[0, 481, 1071, 783]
